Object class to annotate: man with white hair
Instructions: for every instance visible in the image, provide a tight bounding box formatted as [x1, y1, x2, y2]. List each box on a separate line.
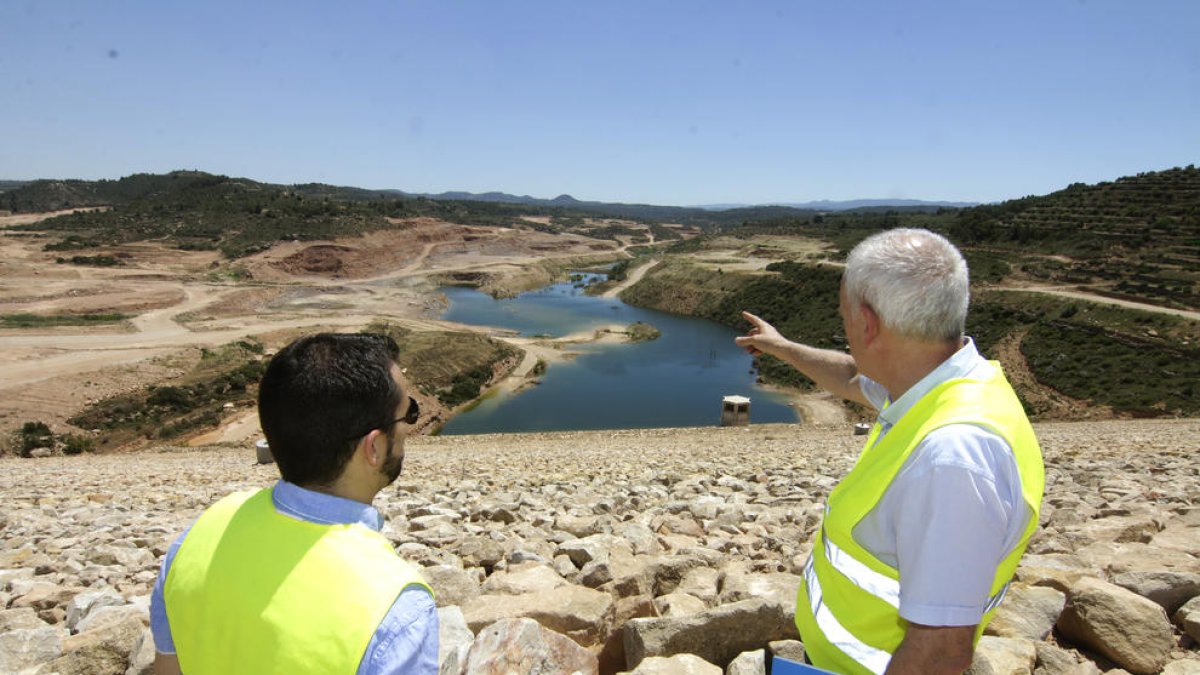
[737, 228, 1044, 675]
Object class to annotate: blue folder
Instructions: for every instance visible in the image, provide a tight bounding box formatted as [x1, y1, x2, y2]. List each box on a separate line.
[771, 656, 838, 674]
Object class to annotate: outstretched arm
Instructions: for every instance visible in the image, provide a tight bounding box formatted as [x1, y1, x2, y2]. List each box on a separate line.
[735, 311, 868, 406]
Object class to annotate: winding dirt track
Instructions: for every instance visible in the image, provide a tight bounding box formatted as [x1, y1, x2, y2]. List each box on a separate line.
[601, 259, 660, 298]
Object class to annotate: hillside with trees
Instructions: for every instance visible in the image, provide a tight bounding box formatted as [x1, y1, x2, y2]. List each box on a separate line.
[619, 167, 1200, 419]
[950, 165, 1200, 310]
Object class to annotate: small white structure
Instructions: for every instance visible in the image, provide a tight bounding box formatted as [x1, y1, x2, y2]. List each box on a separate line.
[255, 438, 274, 464]
[720, 395, 751, 427]
[853, 422, 872, 436]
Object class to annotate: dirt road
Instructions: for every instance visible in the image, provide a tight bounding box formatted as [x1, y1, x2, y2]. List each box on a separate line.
[989, 285, 1200, 321]
[601, 259, 660, 298]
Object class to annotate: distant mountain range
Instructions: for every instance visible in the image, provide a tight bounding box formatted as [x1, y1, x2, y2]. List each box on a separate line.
[408, 191, 975, 212]
[694, 198, 978, 211]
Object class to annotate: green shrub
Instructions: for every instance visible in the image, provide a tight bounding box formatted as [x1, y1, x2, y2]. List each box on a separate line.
[61, 434, 94, 455]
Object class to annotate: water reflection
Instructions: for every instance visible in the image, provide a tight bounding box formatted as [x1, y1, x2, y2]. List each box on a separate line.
[438, 276, 797, 434]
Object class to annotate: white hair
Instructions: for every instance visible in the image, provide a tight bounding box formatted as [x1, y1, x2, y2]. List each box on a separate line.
[843, 228, 969, 341]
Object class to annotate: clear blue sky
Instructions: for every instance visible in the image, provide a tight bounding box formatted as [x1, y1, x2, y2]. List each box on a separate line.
[2, 1, 1197, 205]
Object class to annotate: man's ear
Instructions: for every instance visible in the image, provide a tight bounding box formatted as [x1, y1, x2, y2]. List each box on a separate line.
[860, 303, 881, 346]
[359, 429, 384, 468]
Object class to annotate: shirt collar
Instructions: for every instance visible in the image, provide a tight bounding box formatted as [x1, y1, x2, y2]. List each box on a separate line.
[270, 480, 384, 531]
[877, 337, 989, 429]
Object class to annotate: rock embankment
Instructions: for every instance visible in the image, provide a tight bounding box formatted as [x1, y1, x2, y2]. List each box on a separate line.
[2, 419, 1198, 674]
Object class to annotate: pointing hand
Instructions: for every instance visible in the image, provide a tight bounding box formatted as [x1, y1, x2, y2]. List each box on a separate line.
[734, 311, 786, 357]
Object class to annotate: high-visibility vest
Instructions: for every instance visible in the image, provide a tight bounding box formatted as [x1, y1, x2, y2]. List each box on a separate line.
[795, 365, 1044, 675]
[164, 488, 433, 675]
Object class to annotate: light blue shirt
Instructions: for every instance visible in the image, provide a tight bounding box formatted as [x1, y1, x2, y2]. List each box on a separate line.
[150, 481, 439, 675]
[854, 338, 1031, 627]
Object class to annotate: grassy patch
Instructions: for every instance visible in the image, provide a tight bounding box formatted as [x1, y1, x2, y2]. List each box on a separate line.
[1, 312, 130, 328]
[626, 321, 661, 342]
[68, 339, 267, 451]
[366, 322, 519, 407]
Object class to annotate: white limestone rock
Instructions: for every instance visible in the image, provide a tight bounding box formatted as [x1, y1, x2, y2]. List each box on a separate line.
[437, 606, 474, 670]
[1056, 577, 1174, 675]
[725, 649, 767, 675]
[985, 584, 1067, 641]
[0, 625, 64, 672]
[965, 635, 1037, 675]
[456, 617, 598, 675]
[629, 653, 722, 675]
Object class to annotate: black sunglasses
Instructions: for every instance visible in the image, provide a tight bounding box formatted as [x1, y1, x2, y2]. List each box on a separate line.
[346, 396, 420, 442]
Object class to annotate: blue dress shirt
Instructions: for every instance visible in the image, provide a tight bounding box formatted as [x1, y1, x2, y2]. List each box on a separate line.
[150, 480, 439, 674]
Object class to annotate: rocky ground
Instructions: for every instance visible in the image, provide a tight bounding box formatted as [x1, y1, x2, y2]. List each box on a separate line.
[2, 419, 1199, 674]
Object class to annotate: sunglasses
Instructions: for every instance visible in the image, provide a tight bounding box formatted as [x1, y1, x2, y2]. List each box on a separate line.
[347, 396, 420, 442]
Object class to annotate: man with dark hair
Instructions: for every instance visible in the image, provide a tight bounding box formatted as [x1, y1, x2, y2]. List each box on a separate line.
[150, 332, 437, 675]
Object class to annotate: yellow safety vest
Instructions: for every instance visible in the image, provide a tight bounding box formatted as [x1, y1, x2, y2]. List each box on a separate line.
[795, 365, 1044, 675]
[164, 488, 433, 675]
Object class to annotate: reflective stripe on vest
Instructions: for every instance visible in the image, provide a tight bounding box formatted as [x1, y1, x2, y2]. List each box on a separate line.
[165, 488, 434, 675]
[795, 365, 1045, 675]
[803, 554, 892, 675]
[821, 530, 1010, 615]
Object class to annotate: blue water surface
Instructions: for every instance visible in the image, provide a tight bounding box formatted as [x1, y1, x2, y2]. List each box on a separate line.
[438, 276, 798, 434]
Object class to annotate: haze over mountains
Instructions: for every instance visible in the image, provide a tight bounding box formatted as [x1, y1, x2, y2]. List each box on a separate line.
[404, 191, 978, 212]
[0, 178, 971, 213]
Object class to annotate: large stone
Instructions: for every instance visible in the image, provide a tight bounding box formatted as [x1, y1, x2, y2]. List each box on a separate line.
[965, 635, 1037, 675]
[88, 544, 155, 570]
[75, 603, 148, 634]
[621, 523, 660, 555]
[1152, 524, 1200, 556]
[1032, 641, 1092, 675]
[624, 598, 798, 669]
[717, 571, 801, 606]
[675, 566, 720, 605]
[455, 617, 598, 675]
[767, 640, 806, 665]
[1162, 661, 1200, 675]
[985, 584, 1066, 641]
[424, 565, 483, 608]
[629, 653, 722, 675]
[1175, 595, 1200, 642]
[1111, 570, 1200, 614]
[462, 585, 615, 646]
[440, 643, 470, 675]
[1072, 541, 1197, 576]
[557, 514, 605, 538]
[437, 606, 474, 669]
[726, 649, 767, 675]
[480, 563, 568, 595]
[654, 593, 708, 617]
[11, 582, 84, 611]
[61, 613, 145, 658]
[0, 626, 64, 672]
[1056, 577, 1174, 675]
[457, 536, 505, 569]
[645, 555, 709, 596]
[599, 595, 658, 675]
[0, 606, 47, 632]
[557, 534, 624, 568]
[125, 626, 156, 675]
[66, 587, 126, 631]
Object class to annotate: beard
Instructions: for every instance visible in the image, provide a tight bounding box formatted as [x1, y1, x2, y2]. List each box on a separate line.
[381, 435, 404, 485]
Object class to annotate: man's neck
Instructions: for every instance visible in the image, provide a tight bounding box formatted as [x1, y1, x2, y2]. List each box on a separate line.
[303, 477, 379, 506]
[872, 336, 962, 402]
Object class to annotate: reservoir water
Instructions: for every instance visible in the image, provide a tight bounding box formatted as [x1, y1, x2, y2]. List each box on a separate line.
[437, 275, 798, 434]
